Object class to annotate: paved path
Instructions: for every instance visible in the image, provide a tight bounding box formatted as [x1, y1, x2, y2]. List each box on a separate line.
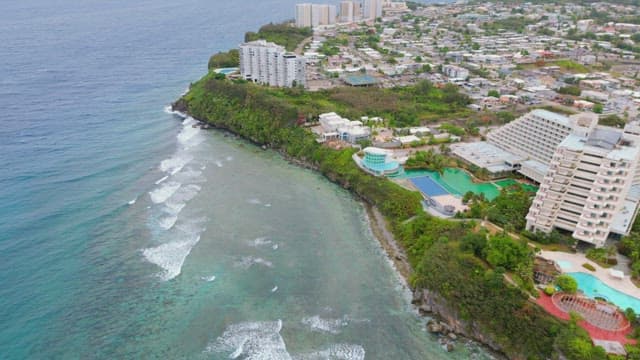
[539, 250, 640, 299]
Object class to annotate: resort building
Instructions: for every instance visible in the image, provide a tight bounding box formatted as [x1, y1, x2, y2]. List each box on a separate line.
[318, 112, 371, 144]
[295, 3, 336, 27]
[453, 110, 640, 247]
[526, 117, 640, 247]
[239, 40, 306, 88]
[358, 147, 400, 176]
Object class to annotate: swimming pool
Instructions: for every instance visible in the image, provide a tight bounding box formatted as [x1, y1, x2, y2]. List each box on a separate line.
[401, 168, 500, 200]
[411, 176, 449, 197]
[214, 67, 239, 75]
[568, 272, 640, 313]
[556, 260, 573, 270]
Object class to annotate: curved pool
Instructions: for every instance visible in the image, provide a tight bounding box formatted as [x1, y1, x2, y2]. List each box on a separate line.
[568, 272, 640, 313]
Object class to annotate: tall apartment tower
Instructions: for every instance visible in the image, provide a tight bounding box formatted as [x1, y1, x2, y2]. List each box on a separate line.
[311, 4, 336, 27]
[526, 114, 640, 247]
[340, 1, 355, 23]
[239, 40, 306, 88]
[295, 3, 313, 28]
[363, 0, 382, 20]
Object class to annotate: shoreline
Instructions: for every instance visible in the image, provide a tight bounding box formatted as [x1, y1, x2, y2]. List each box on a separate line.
[174, 110, 505, 358]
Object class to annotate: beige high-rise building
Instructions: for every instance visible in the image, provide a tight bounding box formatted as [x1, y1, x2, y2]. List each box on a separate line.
[339, 1, 355, 23]
[295, 3, 313, 28]
[363, 0, 382, 20]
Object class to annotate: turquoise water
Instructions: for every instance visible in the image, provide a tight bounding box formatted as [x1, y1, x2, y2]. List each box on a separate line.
[556, 260, 573, 270]
[0, 0, 490, 358]
[215, 67, 239, 75]
[568, 272, 640, 313]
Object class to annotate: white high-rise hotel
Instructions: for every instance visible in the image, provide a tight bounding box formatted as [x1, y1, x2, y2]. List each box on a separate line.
[239, 40, 306, 88]
[526, 115, 640, 247]
[453, 109, 640, 247]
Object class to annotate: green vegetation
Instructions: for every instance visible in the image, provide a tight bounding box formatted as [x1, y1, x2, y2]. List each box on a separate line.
[177, 61, 601, 359]
[404, 150, 450, 173]
[551, 60, 589, 73]
[244, 23, 312, 51]
[481, 16, 539, 34]
[593, 103, 603, 114]
[487, 89, 500, 98]
[557, 86, 581, 96]
[208, 49, 239, 70]
[586, 246, 617, 267]
[465, 186, 533, 232]
[556, 274, 578, 294]
[319, 36, 348, 56]
[582, 263, 596, 272]
[599, 114, 626, 128]
[522, 229, 576, 247]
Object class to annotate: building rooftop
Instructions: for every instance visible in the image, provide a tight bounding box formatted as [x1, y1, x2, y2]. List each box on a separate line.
[586, 128, 622, 150]
[531, 109, 572, 127]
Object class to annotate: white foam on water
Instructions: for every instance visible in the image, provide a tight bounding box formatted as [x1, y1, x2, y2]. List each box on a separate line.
[264, 203, 272, 208]
[201, 275, 216, 282]
[155, 175, 169, 185]
[163, 105, 187, 118]
[160, 155, 192, 174]
[248, 237, 272, 247]
[149, 181, 181, 204]
[294, 344, 365, 360]
[301, 315, 348, 335]
[272, 244, 279, 250]
[200, 166, 206, 170]
[234, 256, 273, 269]
[168, 184, 201, 204]
[177, 123, 203, 147]
[128, 198, 137, 205]
[157, 214, 178, 230]
[164, 201, 186, 215]
[142, 235, 200, 281]
[205, 320, 292, 360]
[215, 160, 224, 168]
[226, 156, 233, 161]
[271, 286, 278, 293]
[247, 198, 262, 205]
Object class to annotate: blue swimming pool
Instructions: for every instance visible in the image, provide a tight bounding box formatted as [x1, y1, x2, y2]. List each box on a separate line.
[556, 260, 573, 270]
[214, 67, 239, 75]
[568, 272, 640, 313]
[411, 176, 450, 197]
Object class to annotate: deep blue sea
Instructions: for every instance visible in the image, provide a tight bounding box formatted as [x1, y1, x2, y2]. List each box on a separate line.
[0, 1, 491, 359]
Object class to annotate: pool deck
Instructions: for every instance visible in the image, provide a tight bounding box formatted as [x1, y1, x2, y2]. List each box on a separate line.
[539, 250, 640, 299]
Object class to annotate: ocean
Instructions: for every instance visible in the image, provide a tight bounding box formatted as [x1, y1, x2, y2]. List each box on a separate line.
[0, 0, 492, 358]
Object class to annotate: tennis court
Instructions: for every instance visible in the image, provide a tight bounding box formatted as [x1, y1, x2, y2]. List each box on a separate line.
[410, 176, 450, 197]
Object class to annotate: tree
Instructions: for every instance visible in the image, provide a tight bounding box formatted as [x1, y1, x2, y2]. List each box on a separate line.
[484, 234, 531, 271]
[556, 275, 578, 294]
[487, 89, 500, 98]
[593, 103, 603, 114]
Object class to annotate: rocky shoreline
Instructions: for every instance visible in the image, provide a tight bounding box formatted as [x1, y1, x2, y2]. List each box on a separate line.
[172, 104, 506, 358]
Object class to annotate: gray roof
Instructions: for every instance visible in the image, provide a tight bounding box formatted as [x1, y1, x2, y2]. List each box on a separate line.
[586, 128, 621, 150]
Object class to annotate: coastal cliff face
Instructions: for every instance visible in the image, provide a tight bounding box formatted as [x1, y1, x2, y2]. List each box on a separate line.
[415, 288, 505, 355]
[172, 77, 582, 360]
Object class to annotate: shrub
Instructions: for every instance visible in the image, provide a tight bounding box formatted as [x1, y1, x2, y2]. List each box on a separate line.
[544, 285, 556, 296]
[556, 275, 578, 294]
[582, 263, 596, 272]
